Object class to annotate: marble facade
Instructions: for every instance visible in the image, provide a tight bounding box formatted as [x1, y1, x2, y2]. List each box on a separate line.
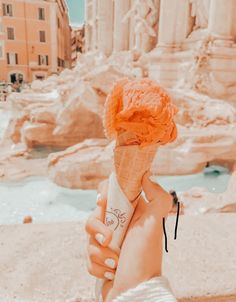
[84, 0, 236, 101]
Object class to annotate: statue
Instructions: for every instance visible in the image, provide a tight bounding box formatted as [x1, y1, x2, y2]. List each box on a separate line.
[190, 0, 211, 30]
[123, 0, 159, 53]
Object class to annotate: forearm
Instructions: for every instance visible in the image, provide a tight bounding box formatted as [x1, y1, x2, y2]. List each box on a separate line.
[105, 213, 164, 302]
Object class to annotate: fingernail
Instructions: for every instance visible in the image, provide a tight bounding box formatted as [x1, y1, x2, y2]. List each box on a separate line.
[104, 272, 115, 280]
[95, 233, 105, 245]
[104, 258, 116, 269]
[96, 193, 102, 205]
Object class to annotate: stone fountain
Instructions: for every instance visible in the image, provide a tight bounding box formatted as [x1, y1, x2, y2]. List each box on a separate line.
[0, 1, 236, 301]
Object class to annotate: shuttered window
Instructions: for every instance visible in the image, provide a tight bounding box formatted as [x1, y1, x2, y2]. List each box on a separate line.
[7, 27, 14, 40]
[3, 3, 13, 16]
[38, 8, 45, 20]
[38, 55, 49, 65]
[39, 30, 46, 42]
[6, 53, 18, 65]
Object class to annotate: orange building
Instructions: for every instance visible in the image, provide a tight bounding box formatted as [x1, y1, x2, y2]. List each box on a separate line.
[0, 0, 71, 84]
[71, 25, 84, 67]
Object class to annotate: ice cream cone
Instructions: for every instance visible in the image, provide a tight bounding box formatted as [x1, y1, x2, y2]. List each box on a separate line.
[95, 78, 177, 301]
[104, 130, 158, 251]
[114, 143, 157, 202]
[102, 78, 178, 251]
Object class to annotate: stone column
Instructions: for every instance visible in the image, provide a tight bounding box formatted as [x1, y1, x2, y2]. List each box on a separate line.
[205, 0, 236, 100]
[158, 0, 190, 49]
[97, 0, 114, 56]
[84, 0, 93, 52]
[91, 0, 97, 50]
[128, 0, 136, 50]
[208, 0, 236, 44]
[113, 0, 131, 52]
[148, 0, 191, 87]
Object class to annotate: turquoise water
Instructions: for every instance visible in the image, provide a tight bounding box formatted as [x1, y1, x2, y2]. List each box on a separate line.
[0, 167, 229, 224]
[0, 177, 97, 224]
[157, 167, 229, 194]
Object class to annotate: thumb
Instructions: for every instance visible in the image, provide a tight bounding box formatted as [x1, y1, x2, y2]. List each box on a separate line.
[142, 171, 166, 202]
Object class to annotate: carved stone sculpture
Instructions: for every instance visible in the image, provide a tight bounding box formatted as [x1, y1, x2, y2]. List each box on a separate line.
[190, 0, 211, 30]
[123, 0, 159, 52]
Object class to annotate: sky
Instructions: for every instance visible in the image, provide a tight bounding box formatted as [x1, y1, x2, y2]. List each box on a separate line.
[66, 0, 85, 26]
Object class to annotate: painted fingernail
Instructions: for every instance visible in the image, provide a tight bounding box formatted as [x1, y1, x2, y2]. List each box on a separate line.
[95, 233, 104, 245]
[96, 193, 102, 205]
[104, 272, 115, 280]
[104, 258, 116, 269]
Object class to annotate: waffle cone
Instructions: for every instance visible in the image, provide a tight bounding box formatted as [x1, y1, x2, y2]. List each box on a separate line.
[113, 132, 158, 201]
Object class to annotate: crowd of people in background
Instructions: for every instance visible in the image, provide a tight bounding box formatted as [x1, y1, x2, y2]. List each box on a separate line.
[0, 81, 25, 101]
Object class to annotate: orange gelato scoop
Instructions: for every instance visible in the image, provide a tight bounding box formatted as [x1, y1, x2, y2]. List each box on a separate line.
[104, 78, 178, 146]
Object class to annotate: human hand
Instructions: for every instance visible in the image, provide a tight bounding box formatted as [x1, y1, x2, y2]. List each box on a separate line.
[85, 172, 174, 301]
[104, 172, 174, 301]
[85, 190, 119, 281]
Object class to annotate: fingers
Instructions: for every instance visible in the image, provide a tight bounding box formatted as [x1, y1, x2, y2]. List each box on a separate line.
[142, 171, 167, 202]
[89, 237, 118, 268]
[87, 255, 116, 280]
[86, 187, 119, 280]
[94, 193, 107, 222]
[85, 194, 112, 247]
[142, 171, 173, 217]
[86, 216, 113, 247]
[98, 179, 109, 199]
[87, 237, 118, 280]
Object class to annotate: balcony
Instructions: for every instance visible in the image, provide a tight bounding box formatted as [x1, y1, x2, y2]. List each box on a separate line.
[29, 61, 48, 71]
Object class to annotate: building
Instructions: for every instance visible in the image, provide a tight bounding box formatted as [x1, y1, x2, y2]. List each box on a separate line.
[0, 0, 71, 84]
[84, 0, 236, 100]
[71, 25, 85, 67]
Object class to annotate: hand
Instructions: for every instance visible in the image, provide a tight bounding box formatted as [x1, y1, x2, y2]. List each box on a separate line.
[104, 172, 174, 301]
[85, 189, 119, 281]
[85, 172, 174, 301]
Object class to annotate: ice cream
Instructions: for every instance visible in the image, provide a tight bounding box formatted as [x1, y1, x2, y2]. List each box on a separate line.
[104, 78, 177, 146]
[103, 78, 178, 251]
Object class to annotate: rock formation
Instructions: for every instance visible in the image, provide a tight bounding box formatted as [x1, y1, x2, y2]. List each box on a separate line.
[47, 89, 236, 189]
[2, 52, 136, 151]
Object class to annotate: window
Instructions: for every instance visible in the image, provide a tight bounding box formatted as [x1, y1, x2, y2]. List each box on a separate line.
[39, 30, 46, 42]
[57, 17, 60, 28]
[38, 55, 49, 66]
[7, 53, 18, 65]
[38, 8, 45, 20]
[7, 27, 14, 40]
[2, 3, 13, 16]
[57, 57, 64, 67]
[35, 75, 45, 80]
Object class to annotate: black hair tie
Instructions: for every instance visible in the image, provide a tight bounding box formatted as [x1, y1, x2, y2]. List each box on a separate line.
[163, 190, 180, 253]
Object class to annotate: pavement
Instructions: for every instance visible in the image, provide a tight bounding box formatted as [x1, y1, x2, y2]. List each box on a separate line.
[0, 213, 235, 302]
